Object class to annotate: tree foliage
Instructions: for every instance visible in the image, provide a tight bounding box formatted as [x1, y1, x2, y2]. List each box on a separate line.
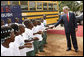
[58, 1, 83, 12]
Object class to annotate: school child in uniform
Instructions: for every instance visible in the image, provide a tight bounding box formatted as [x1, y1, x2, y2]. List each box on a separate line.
[43, 14, 47, 26]
[34, 20, 45, 52]
[5, 18, 12, 26]
[42, 15, 49, 45]
[31, 20, 40, 54]
[1, 26, 15, 56]
[10, 23, 21, 56]
[40, 19, 48, 46]
[11, 24, 32, 56]
[23, 19, 39, 56]
[19, 24, 33, 56]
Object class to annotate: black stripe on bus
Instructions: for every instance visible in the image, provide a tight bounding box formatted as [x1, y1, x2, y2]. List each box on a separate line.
[46, 16, 59, 19]
[22, 14, 58, 17]
[22, 10, 58, 12]
[22, 16, 59, 20]
[22, 15, 43, 17]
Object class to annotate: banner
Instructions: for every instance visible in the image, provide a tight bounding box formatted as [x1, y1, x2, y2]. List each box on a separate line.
[1, 5, 22, 24]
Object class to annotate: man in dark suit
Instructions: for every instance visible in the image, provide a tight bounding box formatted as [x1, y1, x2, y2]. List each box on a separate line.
[52, 6, 78, 52]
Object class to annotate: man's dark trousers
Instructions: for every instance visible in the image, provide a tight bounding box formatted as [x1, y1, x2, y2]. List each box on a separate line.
[65, 31, 78, 50]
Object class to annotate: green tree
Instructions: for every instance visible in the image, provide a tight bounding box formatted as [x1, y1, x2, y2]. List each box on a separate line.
[58, 1, 83, 12]
[78, 1, 83, 11]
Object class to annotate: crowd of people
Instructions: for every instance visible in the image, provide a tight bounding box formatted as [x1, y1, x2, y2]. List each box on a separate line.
[1, 15, 52, 56]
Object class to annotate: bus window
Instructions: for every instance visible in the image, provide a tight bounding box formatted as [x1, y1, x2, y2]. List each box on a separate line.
[1, 1, 8, 6]
[53, 3, 57, 10]
[37, 2, 42, 10]
[43, 3, 47, 10]
[29, 1, 36, 11]
[10, 1, 19, 5]
[20, 1, 28, 11]
[48, 3, 53, 10]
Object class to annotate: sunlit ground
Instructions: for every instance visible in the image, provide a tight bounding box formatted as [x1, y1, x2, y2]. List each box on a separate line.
[37, 34, 83, 56]
[36, 25, 83, 56]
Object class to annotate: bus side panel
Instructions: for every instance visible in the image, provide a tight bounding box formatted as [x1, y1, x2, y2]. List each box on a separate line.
[22, 11, 59, 24]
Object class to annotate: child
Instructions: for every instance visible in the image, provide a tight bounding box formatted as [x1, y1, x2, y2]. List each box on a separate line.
[41, 18, 48, 46]
[43, 14, 47, 26]
[10, 23, 21, 56]
[33, 20, 44, 52]
[10, 23, 19, 36]
[18, 24, 32, 56]
[23, 19, 38, 56]
[31, 20, 40, 54]
[1, 26, 15, 56]
[12, 24, 32, 56]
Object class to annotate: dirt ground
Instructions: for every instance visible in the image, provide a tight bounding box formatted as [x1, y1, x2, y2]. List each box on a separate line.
[37, 34, 83, 56]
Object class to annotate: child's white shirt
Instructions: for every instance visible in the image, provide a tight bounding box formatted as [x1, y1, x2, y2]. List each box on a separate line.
[15, 23, 19, 25]
[14, 35, 26, 56]
[5, 24, 8, 26]
[1, 44, 13, 56]
[22, 28, 34, 52]
[41, 23, 46, 31]
[9, 42, 20, 56]
[32, 26, 43, 41]
[43, 20, 47, 26]
[5, 23, 11, 26]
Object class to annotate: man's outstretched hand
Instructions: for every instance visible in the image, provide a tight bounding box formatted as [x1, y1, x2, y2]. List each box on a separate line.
[75, 28, 78, 32]
[50, 25, 55, 29]
[45, 25, 55, 30]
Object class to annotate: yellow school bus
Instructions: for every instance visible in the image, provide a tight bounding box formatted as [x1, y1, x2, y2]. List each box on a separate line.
[1, 1, 59, 24]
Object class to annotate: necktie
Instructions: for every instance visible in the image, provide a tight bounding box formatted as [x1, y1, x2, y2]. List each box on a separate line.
[67, 13, 69, 22]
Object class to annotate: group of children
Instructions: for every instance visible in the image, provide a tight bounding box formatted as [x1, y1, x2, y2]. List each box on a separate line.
[1, 16, 51, 56]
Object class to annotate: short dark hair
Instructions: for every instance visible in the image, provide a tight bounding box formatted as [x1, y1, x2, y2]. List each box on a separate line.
[31, 19, 36, 23]
[23, 19, 31, 26]
[10, 23, 19, 33]
[37, 20, 41, 25]
[1, 26, 13, 43]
